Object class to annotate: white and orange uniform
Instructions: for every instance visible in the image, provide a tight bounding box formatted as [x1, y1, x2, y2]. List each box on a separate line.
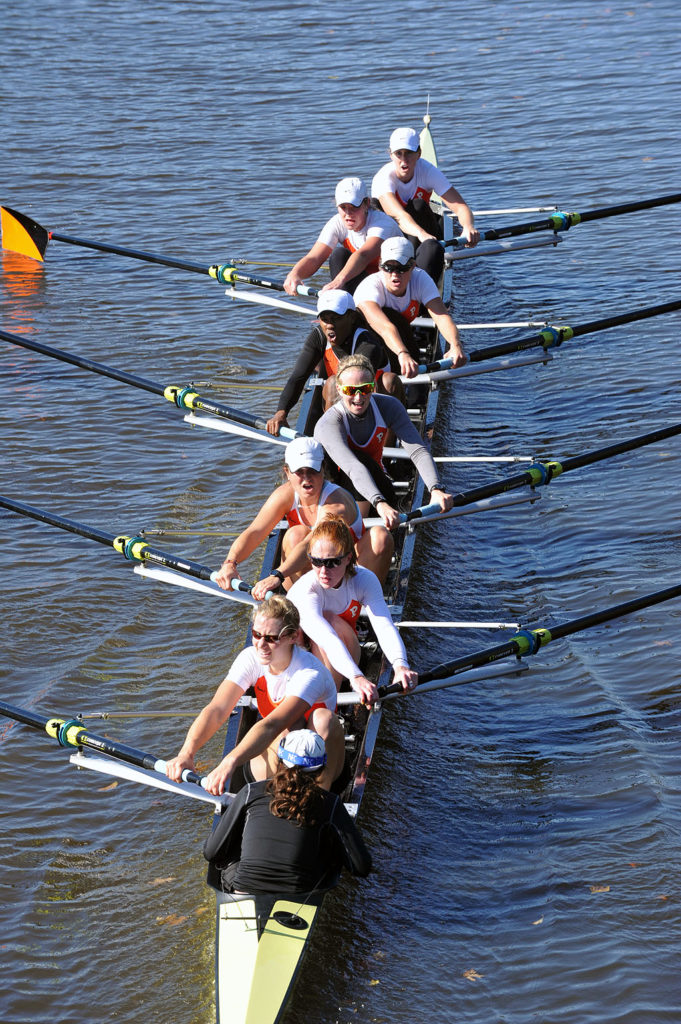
[317, 208, 402, 273]
[353, 267, 440, 324]
[226, 645, 337, 720]
[371, 158, 452, 208]
[288, 566, 409, 685]
[286, 480, 364, 541]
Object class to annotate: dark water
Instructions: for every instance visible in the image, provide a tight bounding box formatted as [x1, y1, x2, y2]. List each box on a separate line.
[1, 2, 680, 1022]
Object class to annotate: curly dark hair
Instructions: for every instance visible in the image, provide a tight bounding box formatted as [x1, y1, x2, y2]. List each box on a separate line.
[266, 763, 326, 826]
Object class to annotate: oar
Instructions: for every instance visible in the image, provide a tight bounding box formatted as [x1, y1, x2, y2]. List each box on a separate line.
[0, 326, 299, 441]
[442, 192, 681, 248]
[0, 493, 258, 602]
[399, 420, 681, 525]
[468, 298, 681, 364]
[0, 205, 315, 296]
[382, 581, 681, 697]
[0, 698, 206, 786]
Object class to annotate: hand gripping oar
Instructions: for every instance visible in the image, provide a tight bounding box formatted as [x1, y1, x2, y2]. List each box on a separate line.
[442, 192, 681, 248]
[376, 582, 681, 699]
[0, 327, 300, 441]
[0, 699, 208, 786]
[399, 420, 681, 525]
[0, 206, 315, 297]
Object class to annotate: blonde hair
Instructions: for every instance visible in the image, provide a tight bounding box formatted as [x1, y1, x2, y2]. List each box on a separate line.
[307, 516, 357, 576]
[336, 353, 374, 383]
[251, 595, 300, 636]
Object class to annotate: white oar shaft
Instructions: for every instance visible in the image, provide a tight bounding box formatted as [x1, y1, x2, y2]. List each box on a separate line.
[362, 491, 539, 529]
[402, 349, 553, 384]
[334, 660, 529, 705]
[133, 563, 259, 604]
[446, 234, 562, 261]
[224, 288, 314, 316]
[69, 751, 231, 809]
[383, 447, 532, 463]
[184, 412, 288, 446]
[397, 620, 522, 630]
[411, 318, 549, 329]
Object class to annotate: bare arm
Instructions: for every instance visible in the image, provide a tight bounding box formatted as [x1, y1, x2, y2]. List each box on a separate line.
[165, 678, 244, 781]
[202, 695, 310, 795]
[355, 298, 419, 378]
[284, 241, 332, 295]
[214, 485, 292, 590]
[425, 296, 466, 366]
[377, 190, 435, 243]
[324, 236, 383, 292]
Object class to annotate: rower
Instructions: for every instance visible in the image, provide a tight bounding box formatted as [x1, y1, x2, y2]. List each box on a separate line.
[266, 289, 402, 438]
[288, 517, 417, 705]
[371, 125, 479, 281]
[314, 353, 453, 530]
[354, 236, 466, 379]
[203, 730, 372, 896]
[165, 596, 345, 794]
[213, 436, 394, 590]
[283, 176, 402, 296]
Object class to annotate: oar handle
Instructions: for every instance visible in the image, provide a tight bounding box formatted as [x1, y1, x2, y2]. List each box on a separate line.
[417, 358, 453, 374]
[230, 578, 274, 600]
[399, 501, 443, 524]
[153, 759, 207, 788]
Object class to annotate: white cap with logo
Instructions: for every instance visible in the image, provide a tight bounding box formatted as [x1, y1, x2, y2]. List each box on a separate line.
[389, 127, 421, 153]
[380, 236, 415, 265]
[335, 177, 368, 206]
[317, 289, 356, 316]
[278, 730, 327, 771]
[285, 436, 324, 473]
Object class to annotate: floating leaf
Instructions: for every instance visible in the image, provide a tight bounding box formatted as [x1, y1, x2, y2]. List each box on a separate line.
[373, 950, 386, 961]
[590, 885, 610, 894]
[195, 906, 210, 917]
[97, 781, 118, 791]
[156, 913, 188, 927]
[463, 969, 484, 981]
[369, 979, 380, 986]
[150, 876, 176, 886]
[532, 916, 544, 925]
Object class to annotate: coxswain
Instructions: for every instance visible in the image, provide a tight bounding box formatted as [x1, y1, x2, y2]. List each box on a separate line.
[213, 436, 394, 590]
[266, 289, 402, 438]
[288, 517, 417, 705]
[353, 236, 466, 379]
[314, 353, 453, 530]
[283, 176, 402, 296]
[165, 596, 345, 794]
[371, 125, 479, 281]
[203, 730, 372, 896]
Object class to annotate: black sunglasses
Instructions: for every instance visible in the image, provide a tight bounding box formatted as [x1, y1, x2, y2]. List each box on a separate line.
[381, 261, 414, 274]
[309, 553, 349, 569]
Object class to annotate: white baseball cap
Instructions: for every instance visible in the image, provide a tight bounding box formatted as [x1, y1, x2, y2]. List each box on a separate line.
[317, 289, 355, 316]
[278, 730, 327, 771]
[389, 127, 420, 153]
[285, 436, 324, 473]
[335, 177, 367, 206]
[380, 236, 415, 265]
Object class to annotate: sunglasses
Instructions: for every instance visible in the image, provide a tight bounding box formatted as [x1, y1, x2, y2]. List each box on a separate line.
[381, 261, 414, 274]
[319, 311, 349, 324]
[309, 553, 349, 569]
[337, 382, 375, 397]
[252, 628, 286, 644]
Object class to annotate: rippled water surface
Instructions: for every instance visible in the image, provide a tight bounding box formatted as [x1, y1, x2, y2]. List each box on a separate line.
[1, 2, 680, 1022]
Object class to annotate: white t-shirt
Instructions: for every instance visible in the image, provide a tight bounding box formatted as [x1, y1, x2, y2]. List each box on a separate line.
[371, 157, 451, 204]
[288, 566, 408, 683]
[227, 644, 337, 710]
[317, 208, 402, 251]
[354, 267, 440, 318]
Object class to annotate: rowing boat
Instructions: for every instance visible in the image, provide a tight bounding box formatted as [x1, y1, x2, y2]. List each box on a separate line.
[205, 114, 454, 1024]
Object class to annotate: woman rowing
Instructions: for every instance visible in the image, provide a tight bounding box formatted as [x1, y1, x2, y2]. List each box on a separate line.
[203, 730, 371, 896]
[313, 353, 453, 530]
[165, 596, 344, 794]
[287, 517, 417, 705]
[213, 435, 393, 593]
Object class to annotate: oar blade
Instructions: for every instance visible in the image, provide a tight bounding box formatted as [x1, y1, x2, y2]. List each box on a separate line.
[1, 206, 48, 261]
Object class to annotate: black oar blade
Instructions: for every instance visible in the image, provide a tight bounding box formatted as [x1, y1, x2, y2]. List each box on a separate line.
[1, 206, 48, 261]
